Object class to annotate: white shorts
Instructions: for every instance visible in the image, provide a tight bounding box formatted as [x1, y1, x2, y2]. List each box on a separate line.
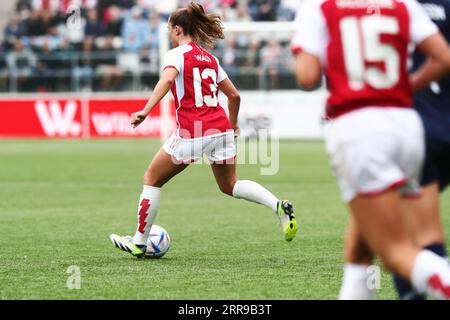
[325, 107, 425, 202]
[162, 132, 236, 164]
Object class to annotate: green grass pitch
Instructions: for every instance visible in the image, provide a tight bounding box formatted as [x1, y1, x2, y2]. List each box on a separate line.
[1, 139, 449, 299]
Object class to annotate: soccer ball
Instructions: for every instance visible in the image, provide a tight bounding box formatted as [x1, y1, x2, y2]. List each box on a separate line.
[145, 225, 171, 259]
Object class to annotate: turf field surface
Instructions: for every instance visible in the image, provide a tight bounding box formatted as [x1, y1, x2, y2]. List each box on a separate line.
[1, 139, 449, 299]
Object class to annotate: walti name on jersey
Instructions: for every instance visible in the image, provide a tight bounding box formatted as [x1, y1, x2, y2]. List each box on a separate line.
[34, 100, 81, 137]
[194, 54, 212, 63]
[336, 0, 394, 9]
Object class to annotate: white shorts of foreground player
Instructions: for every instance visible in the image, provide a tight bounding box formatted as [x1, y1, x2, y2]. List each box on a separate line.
[324, 107, 425, 203]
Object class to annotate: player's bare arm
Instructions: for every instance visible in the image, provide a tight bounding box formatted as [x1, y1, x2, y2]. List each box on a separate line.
[411, 32, 450, 92]
[294, 51, 321, 90]
[218, 78, 241, 134]
[131, 67, 179, 128]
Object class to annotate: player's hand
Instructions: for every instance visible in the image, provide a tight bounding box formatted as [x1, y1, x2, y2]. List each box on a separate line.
[130, 110, 148, 128]
[232, 125, 240, 138]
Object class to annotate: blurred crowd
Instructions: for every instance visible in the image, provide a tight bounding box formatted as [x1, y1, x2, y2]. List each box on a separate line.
[0, 0, 299, 92]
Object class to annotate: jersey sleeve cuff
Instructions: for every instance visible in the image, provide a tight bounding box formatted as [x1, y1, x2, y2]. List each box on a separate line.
[414, 28, 439, 46]
[163, 65, 179, 72]
[217, 75, 228, 83]
[291, 46, 303, 55]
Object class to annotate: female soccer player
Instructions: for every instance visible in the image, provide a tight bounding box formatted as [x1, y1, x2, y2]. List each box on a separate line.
[292, 0, 450, 299]
[110, 2, 297, 257]
[337, 0, 450, 300]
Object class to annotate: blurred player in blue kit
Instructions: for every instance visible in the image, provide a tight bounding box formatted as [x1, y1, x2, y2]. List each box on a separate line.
[392, 0, 450, 299]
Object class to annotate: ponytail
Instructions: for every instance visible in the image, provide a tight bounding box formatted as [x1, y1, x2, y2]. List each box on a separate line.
[169, 2, 225, 49]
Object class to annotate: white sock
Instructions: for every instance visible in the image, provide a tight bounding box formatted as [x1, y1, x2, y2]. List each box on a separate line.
[339, 263, 375, 300]
[232, 180, 279, 212]
[411, 250, 450, 299]
[132, 185, 161, 245]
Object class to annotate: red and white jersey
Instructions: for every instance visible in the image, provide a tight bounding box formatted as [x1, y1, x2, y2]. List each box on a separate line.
[291, 0, 438, 119]
[163, 42, 232, 139]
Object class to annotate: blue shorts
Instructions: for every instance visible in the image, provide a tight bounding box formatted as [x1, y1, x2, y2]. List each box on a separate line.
[421, 141, 450, 191]
[415, 92, 450, 191]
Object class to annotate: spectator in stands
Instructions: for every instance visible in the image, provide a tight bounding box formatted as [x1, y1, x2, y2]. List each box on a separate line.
[35, 35, 59, 92]
[219, 1, 238, 21]
[44, 26, 65, 51]
[281, 40, 295, 76]
[33, 24, 73, 92]
[73, 37, 95, 91]
[225, 5, 252, 49]
[138, 0, 177, 21]
[277, 0, 299, 21]
[31, 0, 60, 12]
[16, 0, 32, 13]
[249, 0, 280, 21]
[104, 5, 123, 37]
[6, 38, 37, 91]
[179, 0, 216, 12]
[69, 0, 98, 11]
[3, 14, 27, 50]
[242, 38, 260, 70]
[95, 34, 124, 90]
[41, 8, 59, 32]
[121, 6, 149, 52]
[260, 38, 281, 89]
[85, 7, 105, 38]
[0, 53, 10, 91]
[147, 11, 161, 50]
[138, 0, 159, 14]
[233, 4, 253, 22]
[101, 0, 136, 11]
[151, 0, 177, 21]
[220, 0, 237, 6]
[221, 35, 238, 77]
[139, 11, 162, 73]
[25, 9, 48, 37]
[236, 38, 260, 88]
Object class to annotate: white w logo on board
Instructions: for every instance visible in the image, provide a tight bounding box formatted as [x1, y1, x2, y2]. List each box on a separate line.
[34, 100, 81, 137]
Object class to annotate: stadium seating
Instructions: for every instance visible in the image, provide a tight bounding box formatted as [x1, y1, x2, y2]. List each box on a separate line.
[0, 0, 299, 92]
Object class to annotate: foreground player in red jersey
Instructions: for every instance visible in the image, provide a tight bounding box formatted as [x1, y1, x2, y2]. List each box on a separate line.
[336, 0, 450, 300]
[292, 0, 450, 299]
[110, 2, 298, 257]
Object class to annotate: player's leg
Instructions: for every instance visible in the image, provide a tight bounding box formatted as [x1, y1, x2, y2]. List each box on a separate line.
[342, 203, 440, 301]
[210, 161, 279, 208]
[207, 133, 280, 210]
[339, 216, 375, 300]
[403, 182, 445, 247]
[133, 148, 189, 243]
[391, 127, 449, 299]
[209, 158, 297, 241]
[327, 108, 450, 299]
[405, 146, 448, 248]
[392, 182, 446, 299]
[351, 191, 450, 299]
[111, 148, 189, 257]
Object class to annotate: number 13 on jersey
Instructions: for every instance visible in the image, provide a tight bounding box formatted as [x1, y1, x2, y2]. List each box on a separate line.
[193, 67, 219, 107]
